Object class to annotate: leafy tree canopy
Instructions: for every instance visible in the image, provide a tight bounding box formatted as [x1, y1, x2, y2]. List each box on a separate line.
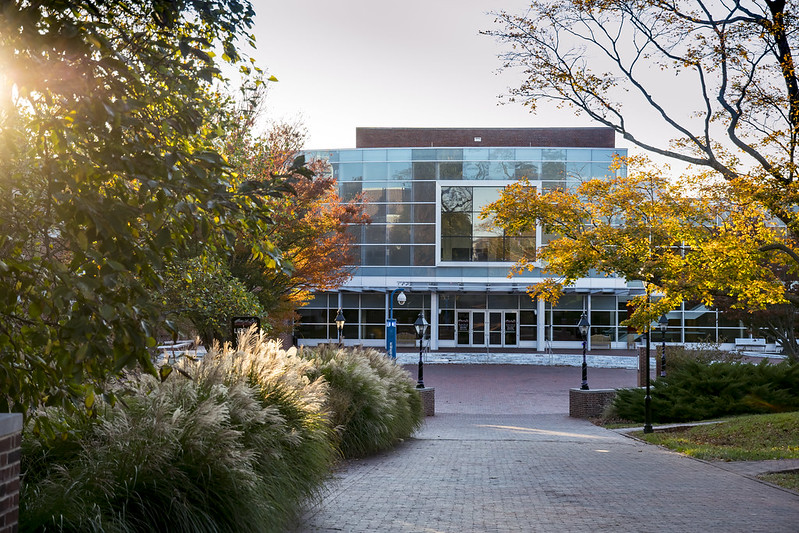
[483, 157, 791, 331]
[488, 0, 799, 251]
[0, 0, 281, 418]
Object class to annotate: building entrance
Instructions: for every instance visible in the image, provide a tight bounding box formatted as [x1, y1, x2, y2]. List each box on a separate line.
[489, 311, 518, 347]
[456, 310, 518, 347]
[457, 311, 485, 346]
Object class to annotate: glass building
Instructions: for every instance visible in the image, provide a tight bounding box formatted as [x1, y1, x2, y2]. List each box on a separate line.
[297, 128, 746, 352]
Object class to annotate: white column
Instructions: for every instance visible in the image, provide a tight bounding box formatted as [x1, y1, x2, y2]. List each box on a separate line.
[536, 296, 546, 351]
[430, 291, 439, 351]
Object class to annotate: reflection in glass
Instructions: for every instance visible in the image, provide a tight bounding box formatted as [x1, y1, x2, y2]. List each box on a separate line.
[388, 245, 411, 265]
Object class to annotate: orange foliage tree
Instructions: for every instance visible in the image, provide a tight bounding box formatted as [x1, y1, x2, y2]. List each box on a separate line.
[228, 119, 368, 334]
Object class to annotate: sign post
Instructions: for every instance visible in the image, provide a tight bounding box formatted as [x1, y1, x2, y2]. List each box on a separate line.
[231, 316, 261, 348]
[386, 318, 397, 359]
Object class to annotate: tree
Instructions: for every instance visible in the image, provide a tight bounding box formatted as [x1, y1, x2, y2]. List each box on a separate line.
[226, 120, 369, 334]
[483, 156, 790, 333]
[487, 1, 799, 259]
[0, 1, 278, 416]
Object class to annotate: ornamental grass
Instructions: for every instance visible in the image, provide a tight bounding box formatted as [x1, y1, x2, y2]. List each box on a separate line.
[20, 333, 423, 532]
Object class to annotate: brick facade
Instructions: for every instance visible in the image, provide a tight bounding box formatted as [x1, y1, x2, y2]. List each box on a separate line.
[569, 388, 617, 418]
[355, 127, 616, 149]
[0, 414, 22, 533]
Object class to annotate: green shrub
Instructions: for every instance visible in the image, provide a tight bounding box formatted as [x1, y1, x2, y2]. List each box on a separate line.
[612, 360, 799, 423]
[21, 333, 335, 533]
[303, 345, 424, 458]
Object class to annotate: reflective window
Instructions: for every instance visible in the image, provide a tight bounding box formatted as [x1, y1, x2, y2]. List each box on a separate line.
[363, 149, 387, 162]
[387, 224, 411, 243]
[463, 161, 490, 180]
[413, 181, 436, 202]
[414, 204, 436, 223]
[413, 162, 436, 179]
[440, 162, 463, 180]
[413, 224, 436, 243]
[388, 245, 411, 265]
[362, 246, 385, 265]
[364, 162, 388, 180]
[412, 246, 435, 266]
[388, 162, 412, 180]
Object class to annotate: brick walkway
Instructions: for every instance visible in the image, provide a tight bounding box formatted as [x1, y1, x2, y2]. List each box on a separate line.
[291, 365, 799, 532]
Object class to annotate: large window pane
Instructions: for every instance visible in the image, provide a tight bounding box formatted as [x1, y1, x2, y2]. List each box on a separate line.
[441, 186, 472, 212]
[361, 292, 384, 308]
[386, 182, 412, 203]
[388, 162, 412, 180]
[364, 225, 386, 244]
[463, 161, 490, 180]
[412, 246, 435, 266]
[440, 162, 463, 179]
[388, 245, 411, 265]
[387, 224, 410, 243]
[362, 183, 386, 202]
[363, 246, 385, 265]
[413, 224, 435, 243]
[441, 212, 472, 237]
[515, 162, 539, 180]
[413, 162, 436, 179]
[441, 236, 472, 261]
[473, 237, 504, 261]
[413, 181, 435, 202]
[387, 203, 411, 223]
[414, 204, 436, 223]
[363, 309, 385, 323]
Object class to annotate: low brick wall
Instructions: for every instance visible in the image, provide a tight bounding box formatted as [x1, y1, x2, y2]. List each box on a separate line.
[416, 387, 435, 416]
[569, 388, 617, 418]
[0, 414, 22, 533]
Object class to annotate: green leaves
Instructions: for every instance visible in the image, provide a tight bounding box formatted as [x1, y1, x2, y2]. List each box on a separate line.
[0, 0, 258, 416]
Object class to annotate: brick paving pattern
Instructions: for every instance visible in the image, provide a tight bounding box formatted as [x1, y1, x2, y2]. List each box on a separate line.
[292, 365, 799, 532]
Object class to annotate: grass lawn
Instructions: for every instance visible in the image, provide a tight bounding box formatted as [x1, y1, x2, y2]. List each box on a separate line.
[633, 411, 799, 461]
[631, 411, 799, 492]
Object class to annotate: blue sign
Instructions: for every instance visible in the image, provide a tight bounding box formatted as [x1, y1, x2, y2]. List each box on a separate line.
[386, 319, 397, 359]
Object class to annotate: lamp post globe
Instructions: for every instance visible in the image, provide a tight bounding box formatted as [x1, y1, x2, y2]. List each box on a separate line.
[577, 313, 590, 390]
[335, 309, 345, 346]
[414, 312, 428, 389]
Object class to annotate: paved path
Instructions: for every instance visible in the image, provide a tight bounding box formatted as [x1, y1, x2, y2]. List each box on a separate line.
[292, 365, 799, 532]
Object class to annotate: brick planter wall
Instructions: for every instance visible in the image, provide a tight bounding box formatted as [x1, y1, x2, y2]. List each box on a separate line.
[416, 387, 435, 416]
[0, 414, 22, 533]
[569, 389, 617, 418]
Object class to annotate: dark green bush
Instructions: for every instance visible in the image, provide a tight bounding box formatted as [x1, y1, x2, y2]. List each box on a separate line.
[613, 360, 799, 423]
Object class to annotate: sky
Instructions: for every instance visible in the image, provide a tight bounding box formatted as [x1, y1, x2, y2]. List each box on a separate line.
[250, 1, 602, 150]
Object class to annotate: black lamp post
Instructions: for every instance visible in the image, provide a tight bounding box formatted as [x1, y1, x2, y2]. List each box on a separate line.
[577, 313, 590, 390]
[644, 324, 654, 434]
[658, 314, 668, 378]
[335, 309, 345, 346]
[414, 312, 428, 389]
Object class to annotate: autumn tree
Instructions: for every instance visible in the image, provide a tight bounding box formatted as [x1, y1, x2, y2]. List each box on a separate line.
[483, 157, 790, 336]
[0, 1, 281, 416]
[487, 1, 799, 265]
[224, 117, 369, 335]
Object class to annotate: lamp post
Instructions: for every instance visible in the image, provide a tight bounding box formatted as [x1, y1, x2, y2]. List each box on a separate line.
[658, 314, 668, 378]
[335, 309, 345, 346]
[577, 313, 590, 390]
[644, 324, 654, 434]
[385, 289, 406, 359]
[414, 312, 428, 389]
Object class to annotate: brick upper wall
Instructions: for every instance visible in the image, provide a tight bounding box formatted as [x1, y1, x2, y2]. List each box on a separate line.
[355, 127, 616, 149]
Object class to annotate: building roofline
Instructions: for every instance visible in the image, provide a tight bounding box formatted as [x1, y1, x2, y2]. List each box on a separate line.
[355, 127, 616, 149]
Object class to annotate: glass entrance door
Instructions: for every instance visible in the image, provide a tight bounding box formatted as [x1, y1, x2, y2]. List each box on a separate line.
[457, 311, 486, 346]
[489, 311, 518, 347]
